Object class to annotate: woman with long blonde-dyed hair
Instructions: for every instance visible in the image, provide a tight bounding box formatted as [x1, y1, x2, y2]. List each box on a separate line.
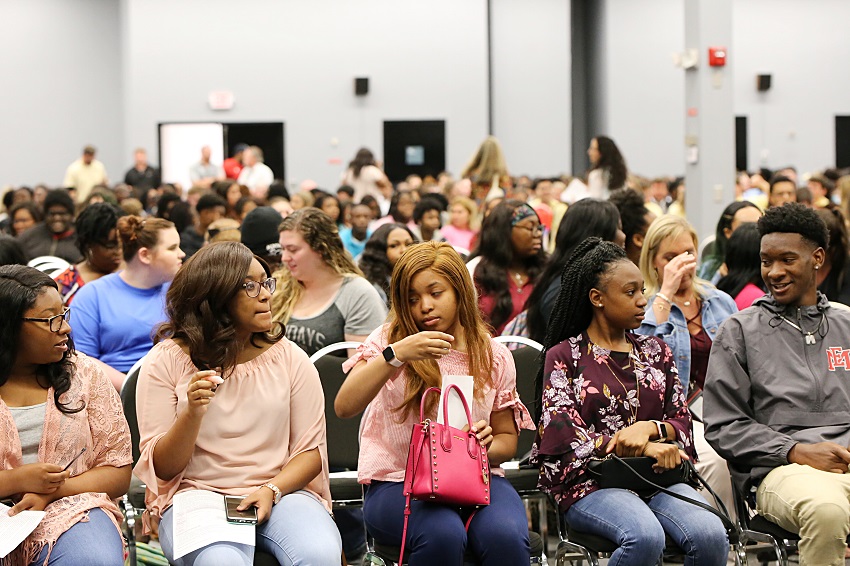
[387, 241, 493, 416]
[336, 241, 534, 565]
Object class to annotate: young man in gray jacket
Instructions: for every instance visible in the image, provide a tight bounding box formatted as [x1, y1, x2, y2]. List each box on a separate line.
[705, 203, 850, 566]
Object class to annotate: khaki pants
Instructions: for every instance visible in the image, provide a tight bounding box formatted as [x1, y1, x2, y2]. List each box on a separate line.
[757, 463, 850, 566]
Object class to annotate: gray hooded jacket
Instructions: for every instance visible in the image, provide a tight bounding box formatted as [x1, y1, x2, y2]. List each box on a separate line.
[704, 292, 850, 491]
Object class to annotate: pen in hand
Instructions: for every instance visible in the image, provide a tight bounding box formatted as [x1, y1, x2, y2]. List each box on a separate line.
[62, 448, 86, 472]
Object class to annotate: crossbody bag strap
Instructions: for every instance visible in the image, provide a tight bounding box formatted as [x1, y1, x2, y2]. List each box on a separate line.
[399, 427, 428, 565]
[610, 455, 738, 541]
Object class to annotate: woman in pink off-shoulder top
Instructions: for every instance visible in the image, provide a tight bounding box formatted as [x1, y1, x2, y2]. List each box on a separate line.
[134, 242, 341, 566]
[0, 265, 132, 566]
[336, 241, 535, 566]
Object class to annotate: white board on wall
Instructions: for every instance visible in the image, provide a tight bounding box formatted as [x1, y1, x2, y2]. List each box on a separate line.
[159, 122, 224, 192]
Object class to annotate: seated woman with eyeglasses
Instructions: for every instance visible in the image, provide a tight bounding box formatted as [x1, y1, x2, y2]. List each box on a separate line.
[53, 203, 126, 306]
[0, 265, 132, 566]
[466, 200, 547, 335]
[134, 242, 341, 566]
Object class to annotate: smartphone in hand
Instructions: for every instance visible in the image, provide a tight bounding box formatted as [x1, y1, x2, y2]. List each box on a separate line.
[224, 495, 258, 524]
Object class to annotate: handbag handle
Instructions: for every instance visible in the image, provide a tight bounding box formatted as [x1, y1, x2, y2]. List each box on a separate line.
[418, 384, 475, 430]
[418, 384, 478, 456]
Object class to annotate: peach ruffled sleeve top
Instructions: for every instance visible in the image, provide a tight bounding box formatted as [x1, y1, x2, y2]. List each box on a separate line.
[133, 338, 331, 531]
[0, 354, 132, 566]
[343, 324, 535, 485]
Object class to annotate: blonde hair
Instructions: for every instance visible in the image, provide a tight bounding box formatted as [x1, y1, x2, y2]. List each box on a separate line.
[639, 215, 710, 297]
[460, 136, 509, 183]
[271, 207, 363, 324]
[388, 242, 493, 417]
[205, 218, 242, 243]
[449, 196, 481, 231]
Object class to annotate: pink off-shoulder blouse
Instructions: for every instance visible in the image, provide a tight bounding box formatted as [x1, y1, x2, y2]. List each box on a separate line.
[134, 338, 332, 532]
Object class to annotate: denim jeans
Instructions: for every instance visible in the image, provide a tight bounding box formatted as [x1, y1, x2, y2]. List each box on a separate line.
[159, 490, 342, 566]
[566, 485, 728, 566]
[363, 476, 530, 566]
[30, 508, 124, 566]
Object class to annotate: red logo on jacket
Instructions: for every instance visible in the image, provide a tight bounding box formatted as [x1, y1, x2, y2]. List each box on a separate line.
[827, 347, 850, 371]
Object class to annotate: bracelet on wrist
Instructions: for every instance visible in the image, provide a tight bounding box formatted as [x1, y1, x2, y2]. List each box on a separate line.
[656, 292, 673, 305]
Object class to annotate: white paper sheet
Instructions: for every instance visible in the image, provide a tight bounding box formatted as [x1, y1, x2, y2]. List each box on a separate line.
[171, 490, 255, 560]
[438, 375, 474, 430]
[0, 502, 45, 558]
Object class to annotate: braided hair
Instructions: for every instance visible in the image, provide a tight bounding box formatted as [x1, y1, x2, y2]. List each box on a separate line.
[533, 237, 629, 422]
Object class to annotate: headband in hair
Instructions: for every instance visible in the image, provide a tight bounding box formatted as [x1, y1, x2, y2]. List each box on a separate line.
[510, 203, 538, 227]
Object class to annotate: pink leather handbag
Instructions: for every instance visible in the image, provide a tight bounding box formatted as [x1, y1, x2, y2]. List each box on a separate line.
[398, 384, 491, 562]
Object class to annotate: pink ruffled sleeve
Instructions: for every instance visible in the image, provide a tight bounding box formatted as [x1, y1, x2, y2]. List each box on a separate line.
[342, 324, 391, 374]
[490, 341, 535, 431]
[132, 342, 185, 531]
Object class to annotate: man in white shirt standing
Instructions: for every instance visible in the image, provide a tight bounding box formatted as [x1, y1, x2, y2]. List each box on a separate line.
[237, 146, 275, 200]
[63, 145, 108, 204]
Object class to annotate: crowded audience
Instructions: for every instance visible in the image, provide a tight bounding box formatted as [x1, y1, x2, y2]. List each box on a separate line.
[5, 134, 850, 564]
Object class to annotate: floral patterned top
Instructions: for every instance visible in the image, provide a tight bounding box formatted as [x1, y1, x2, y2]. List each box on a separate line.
[530, 332, 695, 512]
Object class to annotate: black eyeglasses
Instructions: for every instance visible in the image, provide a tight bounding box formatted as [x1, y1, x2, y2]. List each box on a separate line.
[514, 223, 543, 235]
[242, 277, 276, 298]
[23, 307, 71, 332]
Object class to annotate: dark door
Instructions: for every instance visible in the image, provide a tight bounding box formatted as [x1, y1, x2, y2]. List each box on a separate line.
[735, 116, 747, 172]
[224, 122, 285, 181]
[383, 120, 446, 184]
[837, 116, 850, 169]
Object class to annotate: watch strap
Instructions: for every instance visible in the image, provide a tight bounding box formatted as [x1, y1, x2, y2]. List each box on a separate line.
[262, 482, 282, 504]
[383, 345, 404, 367]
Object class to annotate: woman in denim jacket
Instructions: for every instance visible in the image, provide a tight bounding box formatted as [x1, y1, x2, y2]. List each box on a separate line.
[636, 215, 738, 517]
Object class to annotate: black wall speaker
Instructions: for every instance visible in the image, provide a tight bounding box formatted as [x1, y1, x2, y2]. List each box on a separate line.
[355, 77, 369, 96]
[757, 74, 772, 92]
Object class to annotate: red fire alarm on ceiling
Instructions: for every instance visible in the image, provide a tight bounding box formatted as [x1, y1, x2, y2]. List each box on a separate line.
[708, 47, 727, 67]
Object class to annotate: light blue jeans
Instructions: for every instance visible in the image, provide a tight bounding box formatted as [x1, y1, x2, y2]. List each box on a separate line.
[159, 490, 342, 566]
[566, 485, 728, 566]
[30, 507, 124, 566]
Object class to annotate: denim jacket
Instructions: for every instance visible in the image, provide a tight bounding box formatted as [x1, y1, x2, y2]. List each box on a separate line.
[636, 286, 738, 394]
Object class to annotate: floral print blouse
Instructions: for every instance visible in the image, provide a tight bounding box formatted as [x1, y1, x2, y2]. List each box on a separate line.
[530, 332, 695, 512]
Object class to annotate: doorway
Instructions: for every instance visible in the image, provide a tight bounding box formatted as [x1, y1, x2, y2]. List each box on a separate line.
[224, 122, 285, 180]
[383, 120, 446, 184]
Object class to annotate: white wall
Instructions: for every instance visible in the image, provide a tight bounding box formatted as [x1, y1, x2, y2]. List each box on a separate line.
[733, 0, 850, 174]
[598, 0, 850, 179]
[121, 0, 490, 190]
[1, 0, 124, 187]
[491, 0, 572, 177]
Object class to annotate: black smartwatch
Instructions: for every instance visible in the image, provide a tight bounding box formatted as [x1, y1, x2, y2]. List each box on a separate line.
[382, 345, 404, 367]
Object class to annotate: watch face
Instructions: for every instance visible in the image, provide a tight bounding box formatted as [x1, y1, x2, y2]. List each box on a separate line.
[382, 346, 395, 362]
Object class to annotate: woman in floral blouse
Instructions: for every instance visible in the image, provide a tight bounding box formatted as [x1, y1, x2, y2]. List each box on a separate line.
[530, 238, 727, 565]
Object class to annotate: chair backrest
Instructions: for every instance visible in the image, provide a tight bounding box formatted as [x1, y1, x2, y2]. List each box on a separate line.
[27, 255, 70, 278]
[508, 345, 543, 460]
[120, 355, 145, 466]
[312, 341, 362, 471]
[495, 335, 543, 351]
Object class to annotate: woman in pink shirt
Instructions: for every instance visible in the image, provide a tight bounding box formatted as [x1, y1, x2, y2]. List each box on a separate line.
[134, 242, 341, 565]
[441, 196, 479, 253]
[336, 242, 534, 565]
[0, 265, 132, 566]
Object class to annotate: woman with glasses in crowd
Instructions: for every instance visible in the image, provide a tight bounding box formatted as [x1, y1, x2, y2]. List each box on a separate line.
[0, 265, 132, 566]
[71, 215, 184, 390]
[53, 203, 126, 305]
[467, 200, 547, 335]
[336, 242, 534, 565]
[134, 242, 341, 565]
